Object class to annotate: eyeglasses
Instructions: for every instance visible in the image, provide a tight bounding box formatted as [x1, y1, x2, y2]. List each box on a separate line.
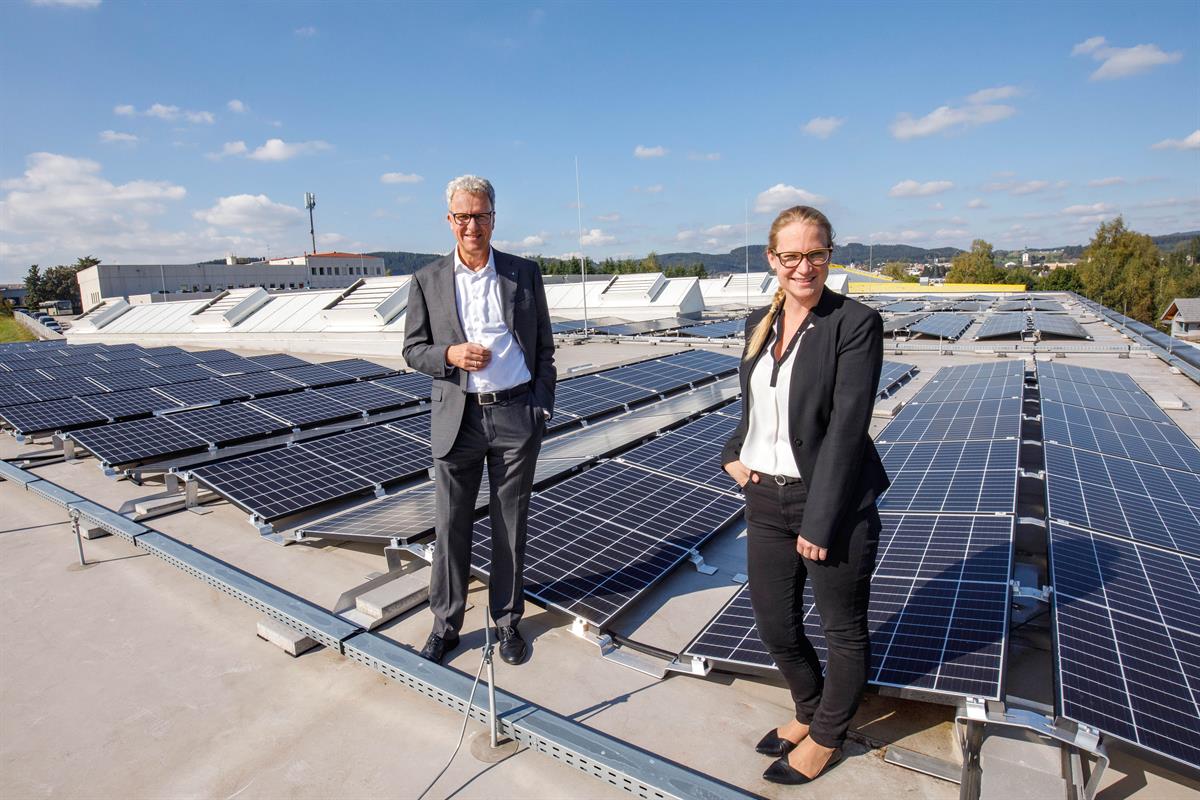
[770, 248, 832, 268]
[450, 212, 495, 227]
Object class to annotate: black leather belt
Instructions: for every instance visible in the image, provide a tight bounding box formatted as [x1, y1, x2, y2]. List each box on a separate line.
[467, 383, 530, 405]
[753, 471, 804, 486]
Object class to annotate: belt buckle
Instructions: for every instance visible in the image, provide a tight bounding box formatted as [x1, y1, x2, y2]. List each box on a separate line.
[774, 473, 786, 486]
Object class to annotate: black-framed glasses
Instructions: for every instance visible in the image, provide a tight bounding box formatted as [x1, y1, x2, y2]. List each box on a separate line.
[450, 212, 495, 226]
[770, 247, 832, 268]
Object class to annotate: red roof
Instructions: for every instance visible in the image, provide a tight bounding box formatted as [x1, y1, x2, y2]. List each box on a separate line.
[309, 251, 380, 259]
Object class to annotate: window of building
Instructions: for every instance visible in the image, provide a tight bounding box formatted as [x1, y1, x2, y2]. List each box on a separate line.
[311, 268, 317, 276]
[335, 267, 341, 275]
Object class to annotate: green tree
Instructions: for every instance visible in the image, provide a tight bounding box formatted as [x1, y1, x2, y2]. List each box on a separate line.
[1156, 238, 1200, 323]
[881, 261, 913, 281]
[23, 264, 44, 308]
[1036, 267, 1084, 293]
[1076, 217, 1165, 323]
[946, 240, 1002, 283]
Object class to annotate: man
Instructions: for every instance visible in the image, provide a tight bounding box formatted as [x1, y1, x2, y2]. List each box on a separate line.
[403, 175, 556, 666]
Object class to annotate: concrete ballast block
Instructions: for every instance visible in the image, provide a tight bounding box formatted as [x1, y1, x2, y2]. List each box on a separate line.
[256, 617, 318, 657]
[82, 526, 111, 540]
[355, 566, 432, 621]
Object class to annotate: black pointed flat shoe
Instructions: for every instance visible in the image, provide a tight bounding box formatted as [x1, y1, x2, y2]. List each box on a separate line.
[755, 729, 799, 757]
[763, 749, 843, 785]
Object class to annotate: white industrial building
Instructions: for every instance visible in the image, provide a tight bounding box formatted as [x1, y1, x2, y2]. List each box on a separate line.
[76, 252, 387, 309]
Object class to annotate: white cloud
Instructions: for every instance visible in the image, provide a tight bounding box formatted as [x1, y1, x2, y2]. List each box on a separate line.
[966, 86, 1022, 104]
[0, 152, 185, 237]
[194, 194, 305, 232]
[754, 183, 825, 214]
[245, 138, 332, 161]
[966, 198, 988, 209]
[1151, 130, 1200, 151]
[675, 230, 696, 242]
[206, 141, 248, 161]
[113, 104, 135, 116]
[579, 228, 616, 246]
[802, 116, 845, 139]
[869, 229, 926, 243]
[890, 102, 1015, 140]
[1063, 203, 1115, 216]
[146, 103, 180, 120]
[184, 110, 214, 124]
[704, 224, 738, 237]
[687, 152, 721, 161]
[494, 234, 547, 251]
[99, 130, 139, 144]
[633, 184, 664, 194]
[934, 228, 969, 238]
[633, 144, 667, 159]
[889, 179, 954, 197]
[380, 171, 423, 184]
[1071, 36, 1183, 80]
[983, 179, 1067, 196]
[227, 99, 248, 113]
[294, 25, 317, 37]
[30, 0, 100, 7]
[595, 213, 621, 222]
[1088, 176, 1126, 187]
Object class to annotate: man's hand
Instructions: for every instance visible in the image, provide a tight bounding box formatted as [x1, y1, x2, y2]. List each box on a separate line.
[796, 535, 827, 562]
[724, 459, 757, 488]
[447, 343, 492, 372]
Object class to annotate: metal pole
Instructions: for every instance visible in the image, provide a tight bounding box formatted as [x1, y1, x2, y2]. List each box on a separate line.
[485, 624, 498, 747]
[575, 156, 588, 333]
[744, 199, 750, 314]
[71, 513, 86, 566]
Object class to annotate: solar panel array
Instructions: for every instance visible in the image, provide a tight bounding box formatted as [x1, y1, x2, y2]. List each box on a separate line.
[1031, 312, 1089, 339]
[686, 513, 1014, 699]
[677, 319, 745, 339]
[908, 313, 975, 341]
[1037, 362, 1200, 770]
[974, 313, 1030, 339]
[878, 360, 917, 398]
[883, 313, 929, 334]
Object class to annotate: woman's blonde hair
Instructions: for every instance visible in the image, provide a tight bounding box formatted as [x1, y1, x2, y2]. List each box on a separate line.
[743, 206, 835, 361]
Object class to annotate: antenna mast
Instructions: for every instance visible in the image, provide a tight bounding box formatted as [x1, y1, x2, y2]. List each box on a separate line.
[304, 192, 317, 254]
[575, 157, 588, 333]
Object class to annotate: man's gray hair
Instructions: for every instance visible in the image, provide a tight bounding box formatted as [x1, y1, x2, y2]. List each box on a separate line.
[445, 175, 495, 209]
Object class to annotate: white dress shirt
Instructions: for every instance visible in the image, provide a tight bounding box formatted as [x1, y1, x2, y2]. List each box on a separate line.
[453, 247, 531, 393]
[739, 316, 814, 478]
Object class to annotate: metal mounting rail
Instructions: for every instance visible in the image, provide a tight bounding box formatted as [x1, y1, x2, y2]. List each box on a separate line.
[1, 463, 756, 800]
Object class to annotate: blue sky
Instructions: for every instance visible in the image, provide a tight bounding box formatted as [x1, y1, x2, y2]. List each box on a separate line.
[1, 0, 1197, 281]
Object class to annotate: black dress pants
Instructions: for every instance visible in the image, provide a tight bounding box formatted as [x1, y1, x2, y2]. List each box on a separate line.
[744, 475, 880, 749]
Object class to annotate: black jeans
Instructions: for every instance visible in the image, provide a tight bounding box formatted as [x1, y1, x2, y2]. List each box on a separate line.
[744, 475, 880, 749]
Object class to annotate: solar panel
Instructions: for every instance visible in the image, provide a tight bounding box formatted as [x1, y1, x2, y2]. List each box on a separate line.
[1037, 361, 1142, 392]
[1042, 400, 1200, 473]
[373, 371, 433, 399]
[686, 513, 1013, 699]
[385, 413, 432, 443]
[975, 313, 1029, 339]
[155, 364, 219, 384]
[553, 375, 650, 417]
[1030, 299, 1064, 312]
[616, 412, 742, 493]
[298, 425, 430, 485]
[909, 314, 974, 341]
[878, 361, 916, 397]
[300, 484, 439, 543]
[883, 313, 929, 334]
[312, 381, 414, 413]
[0, 397, 110, 435]
[677, 319, 745, 338]
[166, 403, 292, 444]
[1038, 376, 1171, 423]
[1050, 523, 1200, 769]
[221, 370, 306, 397]
[881, 301, 926, 313]
[80, 388, 182, 420]
[35, 363, 107, 380]
[606, 362, 694, 392]
[716, 399, 742, 419]
[190, 447, 374, 521]
[0, 385, 35, 408]
[246, 391, 361, 427]
[1032, 312, 1089, 339]
[197, 357, 271, 376]
[138, 345, 187, 358]
[69, 416, 206, 465]
[1044, 444, 1200, 556]
[18, 377, 108, 401]
[878, 440, 1019, 514]
[153, 378, 251, 406]
[878, 398, 1022, 443]
[550, 319, 588, 334]
[273, 363, 357, 388]
[661, 349, 740, 375]
[138, 352, 202, 368]
[321, 358, 394, 379]
[247, 353, 311, 370]
[995, 301, 1030, 312]
[85, 370, 170, 392]
[184, 349, 239, 363]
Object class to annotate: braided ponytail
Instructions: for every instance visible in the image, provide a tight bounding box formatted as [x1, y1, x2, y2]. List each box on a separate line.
[743, 287, 786, 361]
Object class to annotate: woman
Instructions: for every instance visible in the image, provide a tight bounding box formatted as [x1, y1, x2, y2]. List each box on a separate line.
[721, 205, 889, 785]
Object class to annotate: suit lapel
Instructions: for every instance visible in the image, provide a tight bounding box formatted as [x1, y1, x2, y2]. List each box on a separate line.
[494, 251, 517, 335]
[433, 256, 467, 342]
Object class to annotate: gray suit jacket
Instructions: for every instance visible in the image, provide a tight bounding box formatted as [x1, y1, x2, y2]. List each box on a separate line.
[402, 250, 556, 458]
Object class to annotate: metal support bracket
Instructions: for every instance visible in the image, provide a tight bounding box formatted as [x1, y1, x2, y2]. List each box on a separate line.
[687, 549, 717, 575]
[1009, 579, 1052, 603]
[1019, 469, 1045, 479]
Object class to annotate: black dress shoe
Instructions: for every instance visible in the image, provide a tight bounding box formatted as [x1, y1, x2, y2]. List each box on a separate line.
[755, 729, 799, 757]
[495, 625, 528, 665]
[419, 631, 459, 664]
[763, 749, 843, 785]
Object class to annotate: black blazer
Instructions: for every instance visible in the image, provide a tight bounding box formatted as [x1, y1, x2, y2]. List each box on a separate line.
[402, 249, 556, 458]
[721, 288, 890, 549]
